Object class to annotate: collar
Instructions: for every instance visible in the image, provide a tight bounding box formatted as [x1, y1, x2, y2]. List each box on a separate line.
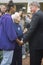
[36, 8, 40, 13]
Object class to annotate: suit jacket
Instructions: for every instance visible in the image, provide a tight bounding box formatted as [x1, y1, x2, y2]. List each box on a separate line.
[24, 10, 43, 49]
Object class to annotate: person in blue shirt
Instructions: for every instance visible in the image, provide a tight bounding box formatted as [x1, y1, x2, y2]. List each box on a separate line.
[0, 1, 23, 65]
[11, 12, 24, 65]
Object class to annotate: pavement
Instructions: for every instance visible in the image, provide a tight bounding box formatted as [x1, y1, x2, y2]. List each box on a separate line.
[22, 56, 30, 65]
[22, 55, 43, 65]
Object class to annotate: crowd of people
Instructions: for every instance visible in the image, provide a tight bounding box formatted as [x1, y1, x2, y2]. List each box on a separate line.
[0, 0, 31, 65]
[0, 0, 43, 65]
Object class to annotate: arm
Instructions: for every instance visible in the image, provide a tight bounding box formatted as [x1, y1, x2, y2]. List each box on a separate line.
[5, 17, 17, 41]
[23, 14, 39, 42]
[16, 39, 23, 45]
[5, 16, 23, 45]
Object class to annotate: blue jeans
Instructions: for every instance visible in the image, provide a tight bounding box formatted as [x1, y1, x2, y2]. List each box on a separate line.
[1, 50, 14, 65]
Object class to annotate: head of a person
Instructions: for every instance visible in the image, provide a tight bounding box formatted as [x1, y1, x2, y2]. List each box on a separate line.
[0, 9, 2, 17]
[29, 1, 40, 14]
[19, 9, 23, 16]
[21, 12, 26, 20]
[27, 13, 32, 19]
[11, 12, 21, 23]
[22, 7, 26, 12]
[1, 5, 6, 14]
[7, 0, 16, 14]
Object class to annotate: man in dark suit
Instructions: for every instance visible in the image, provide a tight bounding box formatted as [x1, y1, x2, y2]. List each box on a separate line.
[24, 1, 43, 65]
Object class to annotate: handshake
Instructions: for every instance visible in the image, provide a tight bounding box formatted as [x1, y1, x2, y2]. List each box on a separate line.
[16, 28, 28, 46]
[16, 38, 24, 46]
[18, 28, 28, 46]
[19, 40, 24, 46]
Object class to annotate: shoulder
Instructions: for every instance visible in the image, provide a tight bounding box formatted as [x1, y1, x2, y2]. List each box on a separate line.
[36, 10, 43, 17]
[32, 10, 42, 19]
[1, 14, 12, 22]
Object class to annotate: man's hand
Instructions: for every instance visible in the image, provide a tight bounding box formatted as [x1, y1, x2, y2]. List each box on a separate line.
[16, 39, 24, 46]
[18, 40, 24, 46]
[23, 28, 28, 34]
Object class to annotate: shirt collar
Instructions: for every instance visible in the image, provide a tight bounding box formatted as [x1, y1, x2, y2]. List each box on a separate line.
[36, 8, 40, 13]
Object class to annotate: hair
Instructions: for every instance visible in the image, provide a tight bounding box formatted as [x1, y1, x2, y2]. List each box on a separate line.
[0, 8, 1, 12]
[7, 0, 15, 11]
[11, 12, 20, 20]
[0, 5, 6, 10]
[29, 1, 40, 8]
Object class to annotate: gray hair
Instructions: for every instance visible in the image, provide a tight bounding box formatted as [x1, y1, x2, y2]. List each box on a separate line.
[11, 12, 20, 22]
[30, 1, 40, 8]
[11, 12, 20, 19]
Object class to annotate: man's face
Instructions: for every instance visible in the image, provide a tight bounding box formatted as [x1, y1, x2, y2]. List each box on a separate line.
[17, 15, 21, 22]
[11, 6, 16, 14]
[30, 5, 37, 13]
[19, 11, 22, 16]
[1, 6, 6, 14]
[22, 13, 26, 18]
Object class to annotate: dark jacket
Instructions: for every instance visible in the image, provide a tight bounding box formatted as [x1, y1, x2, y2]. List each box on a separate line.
[24, 10, 43, 49]
[13, 22, 23, 47]
[13, 22, 23, 40]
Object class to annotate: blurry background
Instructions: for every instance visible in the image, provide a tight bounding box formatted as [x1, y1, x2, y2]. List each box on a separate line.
[0, 0, 43, 13]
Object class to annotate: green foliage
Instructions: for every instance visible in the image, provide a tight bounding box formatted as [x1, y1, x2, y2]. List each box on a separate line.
[0, 51, 3, 63]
